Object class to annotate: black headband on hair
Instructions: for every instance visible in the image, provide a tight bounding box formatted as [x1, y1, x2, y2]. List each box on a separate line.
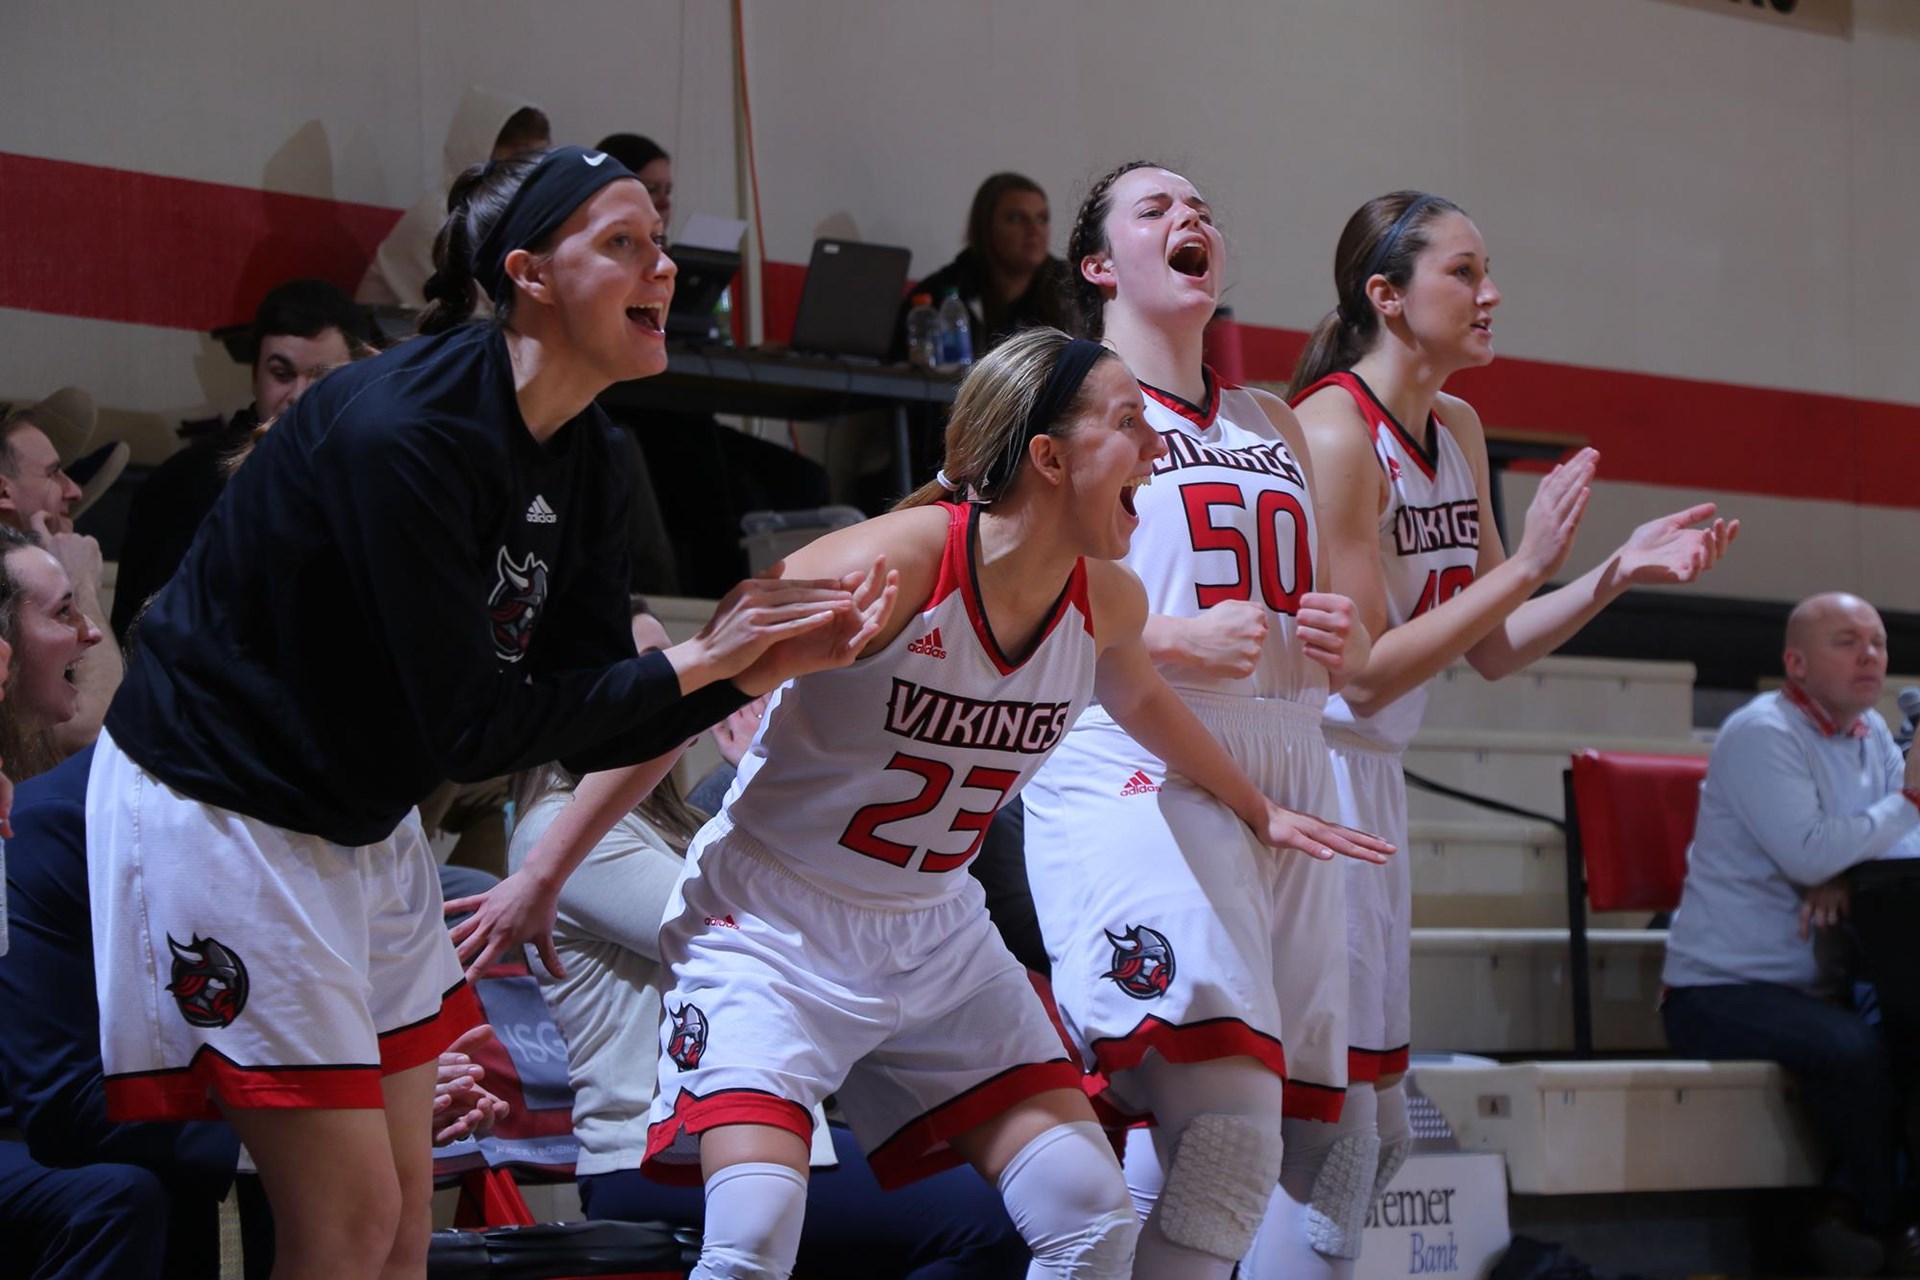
[471, 146, 638, 300]
[1342, 193, 1440, 324]
[981, 338, 1109, 497]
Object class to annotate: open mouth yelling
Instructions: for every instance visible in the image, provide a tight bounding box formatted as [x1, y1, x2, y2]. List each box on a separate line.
[1168, 240, 1210, 279]
[627, 303, 665, 334]
[1120, 473, 1152, 517]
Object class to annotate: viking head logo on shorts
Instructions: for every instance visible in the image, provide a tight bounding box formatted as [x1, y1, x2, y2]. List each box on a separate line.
[488, 546, 550, 663]
[166, 934, 250, 1028]
[666, 1003, 709, 1070]
[1104, 925, 1176, 1000]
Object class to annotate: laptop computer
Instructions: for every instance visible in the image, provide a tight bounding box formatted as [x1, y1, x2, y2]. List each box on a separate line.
[786, 238, 912, 361]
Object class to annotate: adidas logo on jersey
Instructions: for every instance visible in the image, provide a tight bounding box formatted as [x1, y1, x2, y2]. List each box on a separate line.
[907, 627, 947, 659]
[526, 494, 557, 524]
[1119, 770, 1161, 796]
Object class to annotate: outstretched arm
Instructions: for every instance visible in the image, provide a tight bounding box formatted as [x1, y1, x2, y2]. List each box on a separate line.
[1468, 497, 1736, 679]
[1090, 562, 1391, 864]
[448, 510, 930, 979]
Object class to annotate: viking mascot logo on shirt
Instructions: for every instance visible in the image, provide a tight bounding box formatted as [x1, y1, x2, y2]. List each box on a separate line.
[666, 1003, 709, 1070]
[1104, 925, 1176, 999]
[166, 934, 251, 1028]
[488, 546, 550, 663]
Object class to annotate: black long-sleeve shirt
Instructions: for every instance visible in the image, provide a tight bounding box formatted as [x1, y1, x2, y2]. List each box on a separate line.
[108, 323, 743, 846]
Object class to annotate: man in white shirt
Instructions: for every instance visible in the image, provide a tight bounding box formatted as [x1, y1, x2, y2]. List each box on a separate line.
[1664, 592, 1920, 1275]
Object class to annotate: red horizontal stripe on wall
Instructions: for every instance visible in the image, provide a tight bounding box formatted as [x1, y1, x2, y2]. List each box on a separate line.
[1227, 319, 1920, 510]
[3, 149, 1916, 513]
[0, 152, 401, 333]
[758, 259, 808, 346]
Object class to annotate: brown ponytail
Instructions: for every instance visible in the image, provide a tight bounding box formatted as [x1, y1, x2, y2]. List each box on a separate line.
[418, 152, 547, 336]
[1289, 189, 1465, 393]
[895, 326, 1115, 510]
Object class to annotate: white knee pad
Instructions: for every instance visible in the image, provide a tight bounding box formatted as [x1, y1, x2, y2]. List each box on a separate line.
[1156, 1112, 1285, 1262]
[690, 1162, 809, 1280]
[998, 1120, 1139, 1280]
[1304, 1130, 1382, 1260]
[1372, 1080, 1412, 1201]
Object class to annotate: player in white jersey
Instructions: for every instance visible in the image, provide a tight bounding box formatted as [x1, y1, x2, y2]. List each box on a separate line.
[511, 330, 1385, 1280]
[1244, 190, 1739, 1280]
[1021, 162, 1387, 1280]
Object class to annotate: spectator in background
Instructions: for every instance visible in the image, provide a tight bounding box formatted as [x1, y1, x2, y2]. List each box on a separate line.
[894, 173, 1070, 360]
[0, 391, 120, 758]
[0, 528, 103, 782]
[1664, 591, 1920, 1276]
[358, 89, 550, 309]
[593, 130, 832, 598]
[596, 133, 673, 234]
[112, 279, 377, 644]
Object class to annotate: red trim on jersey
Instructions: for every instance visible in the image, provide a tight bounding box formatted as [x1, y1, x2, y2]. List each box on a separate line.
[865, 1059, 1086, 1190]
[1087, 1014, 1345, 1122]
[1139, 368, 1222, 429]
[927, 501, 969, 609]
[958, 503, 1085, 676]
[1345, 372, 1440, 481]
[378, 981, 483, 1075]
[1347, 1044, 1412, 1083]
[1070, 559, 1095, 637]
[1292, 371, 1398, 486]
[106, 1046, 385, 1120]
[641, 1087, 816, 1185]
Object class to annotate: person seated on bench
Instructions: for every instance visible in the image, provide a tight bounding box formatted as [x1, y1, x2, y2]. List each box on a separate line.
[508, 609, 1029, 1279]
[1663, 591, 1920, 1276]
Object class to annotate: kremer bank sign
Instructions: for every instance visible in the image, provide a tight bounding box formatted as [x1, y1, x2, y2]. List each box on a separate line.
[1359, 1153, 1511, 1280]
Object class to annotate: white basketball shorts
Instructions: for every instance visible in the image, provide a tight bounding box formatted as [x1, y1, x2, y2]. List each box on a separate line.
[1327, 729, 1412, 1081]
[1022, 691, 1349, 1123]
[88, 731, 479, 1120]
[644, 822, 1083, 1189]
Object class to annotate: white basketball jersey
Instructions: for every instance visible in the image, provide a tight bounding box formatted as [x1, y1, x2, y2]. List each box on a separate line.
[1120, 375, 1325, 707]
[716, 501, 1098, 906]
[1303, 373, 1481, 751]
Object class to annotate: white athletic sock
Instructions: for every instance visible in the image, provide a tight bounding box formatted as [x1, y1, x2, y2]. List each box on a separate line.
[995, 1120, 1138, 1280]
[1121, 1126, 1163, 1225]
[690, 1161, 809, 1280]
[1374, 1078, 1412, 1194]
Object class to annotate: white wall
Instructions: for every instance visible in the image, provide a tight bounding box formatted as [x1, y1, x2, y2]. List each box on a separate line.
[743, 0, 1920, 403]
[4, 0, 1918, 606]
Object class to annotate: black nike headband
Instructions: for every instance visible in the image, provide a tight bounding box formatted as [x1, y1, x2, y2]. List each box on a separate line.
[982, 337, 1111, 498]
[471, 146, 639, 300]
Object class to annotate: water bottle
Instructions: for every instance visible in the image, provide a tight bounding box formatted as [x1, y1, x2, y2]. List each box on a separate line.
[904, 292, 938, 368]
[935, 290, 974, 371]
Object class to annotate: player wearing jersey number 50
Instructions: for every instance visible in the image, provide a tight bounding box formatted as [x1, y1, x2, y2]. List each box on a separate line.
[1019, 162, 1385, 1280]
[617, 329, 1388, 1280]
[1259, 191, 1735, 1280]
[89, 146, 888, 1280]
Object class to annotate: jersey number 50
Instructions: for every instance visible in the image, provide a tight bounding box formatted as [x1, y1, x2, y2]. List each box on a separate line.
[839, 752, 1020, 873]
[1181, 482, 1313, 614]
